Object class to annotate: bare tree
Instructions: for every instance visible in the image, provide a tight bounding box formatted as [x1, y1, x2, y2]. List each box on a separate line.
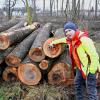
[81, 0, 85, 20]
[22, 0, 32, 24]
[72, 0, 77, 22]
[31, 0, 37, 21]
[64, 0, 70, 21]
[50, 0, 54, 16]
[43, 0, 45, 15]
[4, 0, 17, 20]
[61, 0, 64, 15]
[76, 0, 80, 19]
[95, 0, 98, 18]
[56, 0, 58, 16]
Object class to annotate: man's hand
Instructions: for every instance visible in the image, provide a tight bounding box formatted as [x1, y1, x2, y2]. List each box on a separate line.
[97, 66, 100, 73]
[96, 66, 100, 79]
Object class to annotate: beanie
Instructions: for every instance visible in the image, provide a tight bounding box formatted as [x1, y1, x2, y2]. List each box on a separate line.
[64, 22, 78, 31]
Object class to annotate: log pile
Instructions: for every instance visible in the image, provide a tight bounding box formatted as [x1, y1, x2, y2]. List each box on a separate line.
[0, 19, 100, 87]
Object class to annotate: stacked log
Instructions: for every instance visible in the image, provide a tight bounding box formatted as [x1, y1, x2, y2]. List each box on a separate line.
[2, 67, 18, 81]
[43, 28, 66, 58]
[2, 25, 100, 87]
[29, 23, 52, 62]
[48, 50, 74, 85]
[0, 18, 20, 32]
[7, 19, 28, 32]
[0, 46, 15, 64]
[5, 28, 40, 67]
[0, 22, 40, 50]
[18, 56, 41, 85]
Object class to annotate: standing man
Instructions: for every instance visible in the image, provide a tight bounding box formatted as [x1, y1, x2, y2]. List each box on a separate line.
[49, 21, 100, 100]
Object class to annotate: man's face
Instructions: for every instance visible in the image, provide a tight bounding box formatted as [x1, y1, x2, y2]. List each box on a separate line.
[65, 29, 75, 39]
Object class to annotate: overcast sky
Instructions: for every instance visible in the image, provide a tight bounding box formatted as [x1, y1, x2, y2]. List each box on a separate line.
[0, 0, 97, 10]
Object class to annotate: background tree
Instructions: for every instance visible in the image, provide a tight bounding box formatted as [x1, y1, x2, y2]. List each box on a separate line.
[22, 0, 32, 24]
[4, 0, 17, 20]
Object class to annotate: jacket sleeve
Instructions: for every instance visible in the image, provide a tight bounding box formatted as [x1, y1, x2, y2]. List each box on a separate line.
[81, 37, 100, 74]
[51, 37, 67, 45]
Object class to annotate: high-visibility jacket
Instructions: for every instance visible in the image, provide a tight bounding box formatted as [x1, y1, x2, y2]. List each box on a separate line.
[51, 30, 100, 78]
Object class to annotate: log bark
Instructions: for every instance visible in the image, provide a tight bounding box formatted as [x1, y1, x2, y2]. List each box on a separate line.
[0, 18, 20, 32]
[7, 20, 28, 32]
[48, 50, 74, 85]
[0, 22, 40, 50]
[0, 46, 15, 64]
[2, 67, 18, 81]
[18, 56, 41, 85]
[5, 28, 40, 67]
[54, 28, 65, 38]
[29, 23, 52, 62]
[43, 38, 63, 58]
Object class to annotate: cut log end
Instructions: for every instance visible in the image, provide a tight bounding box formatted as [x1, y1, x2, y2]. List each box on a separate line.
[5, 55, 21, 67]
[29, 48, 45, 62]
[48, 62, 73, 85]
[0, 35, 10, 50]
[2, 67, 18, 81]
[18, 63, 41, 85]
[39, 60, 48, 70]
[43, 38, 62, 58]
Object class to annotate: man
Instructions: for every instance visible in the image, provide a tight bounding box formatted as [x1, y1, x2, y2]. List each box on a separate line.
[49, 21, 100, 100]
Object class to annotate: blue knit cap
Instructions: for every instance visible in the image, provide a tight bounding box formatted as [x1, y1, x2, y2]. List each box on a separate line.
[64, 22, 78, 31]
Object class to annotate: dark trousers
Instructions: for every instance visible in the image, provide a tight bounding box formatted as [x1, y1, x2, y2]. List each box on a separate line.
[74, 69, 98, 100]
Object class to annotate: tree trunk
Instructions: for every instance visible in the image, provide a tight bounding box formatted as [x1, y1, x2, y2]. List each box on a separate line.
[61, 0, 64, 15]
[48, 50, 74, 85]
[0, 18, 20, 32]
[50, 0, 54, 16]
[2, 67, 18, 81]
[43, 0, 45, 15]
[56, 0, 58, 16]
[0, 22, 40, 50]
[5, 28, 40, 67]
[18, 56, 41, 85]
[0, 46, 15, 64]
[29, 23, 52, 62]
[95, 0, 98, 18]
[25, 0, 33, 25]
[72, 0, 77, 22]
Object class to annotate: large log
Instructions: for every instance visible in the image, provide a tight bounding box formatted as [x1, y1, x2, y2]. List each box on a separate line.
[5, 28, 40, 67]
[7, 20, 28, 32]
[54, 28, 65, 38]
[39, 57, 55, 71]
[0, 46, 15, 64]
[18, 56, 41, 85]
[2, 67, 18, 81]
[43, 28, 66, 58]
[29, 23, 52, 62]
[0, 18, 20, 32]
[39, 58, 55, 75]
[0, 22, 40, 50]
[43, 38, 62, 58]
[48, 50, 74, 85]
